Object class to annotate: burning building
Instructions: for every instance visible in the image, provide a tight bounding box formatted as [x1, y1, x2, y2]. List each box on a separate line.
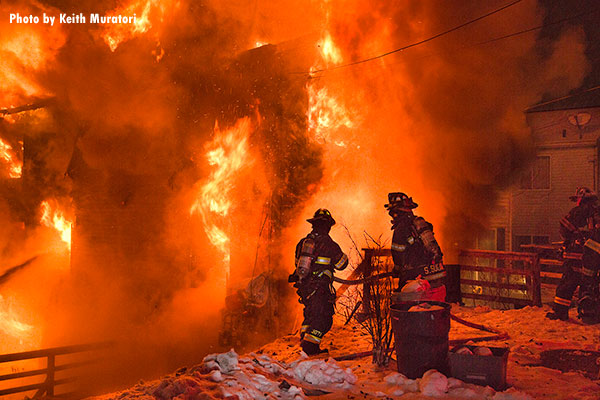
[0, 0, 598, 393]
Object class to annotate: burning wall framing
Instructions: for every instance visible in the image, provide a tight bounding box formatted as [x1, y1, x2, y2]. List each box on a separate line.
[0, 0, 596, 391]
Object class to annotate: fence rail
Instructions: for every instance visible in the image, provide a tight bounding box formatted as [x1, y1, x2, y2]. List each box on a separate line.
[458, 249, 542, 307]
[338, 248, 545, 309]
[0, 342, 112, 398]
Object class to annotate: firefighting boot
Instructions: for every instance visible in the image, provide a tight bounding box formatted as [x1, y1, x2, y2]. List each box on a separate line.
[546, 298, 570, 321]
[545, 311, 568, 321]
[545, 306, 569, 321]
[577, 295, 599, 324]
[300, 340, 328, 355]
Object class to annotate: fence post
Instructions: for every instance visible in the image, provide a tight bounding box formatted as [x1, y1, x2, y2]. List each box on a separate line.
[46, 354, 55, 397]
[361, 249, 374, 315]
[531, 254, 542, 307]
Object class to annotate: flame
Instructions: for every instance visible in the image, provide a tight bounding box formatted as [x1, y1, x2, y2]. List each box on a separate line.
[190, 118, 254, 269]
[0, 295, 33, 340]
[0, 31, 44, 104]
[317, 32, 343, 65]
[40, 200, 73, 250]
[0, 2, 65, 107]
[0, 138, 22, 178]
[307, 84, 354, 144]
[102, 0, 171, 52]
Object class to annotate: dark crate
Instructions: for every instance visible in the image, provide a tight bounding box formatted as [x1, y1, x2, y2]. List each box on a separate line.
[448, 345, 509, 390]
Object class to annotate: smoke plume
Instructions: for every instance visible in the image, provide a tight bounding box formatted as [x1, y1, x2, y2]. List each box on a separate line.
[0, 0, 594, 393]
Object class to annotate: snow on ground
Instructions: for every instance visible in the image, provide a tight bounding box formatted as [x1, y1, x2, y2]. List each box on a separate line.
[90, 303, 600, 400]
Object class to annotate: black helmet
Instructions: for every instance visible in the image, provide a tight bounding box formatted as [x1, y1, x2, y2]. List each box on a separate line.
[307, 208, 336, 226]
[569, 187, 597, 203]
[384, 192, 418, 211]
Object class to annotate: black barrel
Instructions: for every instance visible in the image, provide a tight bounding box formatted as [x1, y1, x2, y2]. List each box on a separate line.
[390, 300, 451, 378]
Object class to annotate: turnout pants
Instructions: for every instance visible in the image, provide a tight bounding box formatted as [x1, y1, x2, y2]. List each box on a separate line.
[578, 246, 600, 320]
[298, 281, 335, 352]
[552, 259, 582, 316]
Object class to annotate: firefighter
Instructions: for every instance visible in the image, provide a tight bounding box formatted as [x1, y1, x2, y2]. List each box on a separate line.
[289, 208, 349, 355]
[385, 192, 447, 302]
[577, 199, 600, 323]
[546, 187, 598, 321]
[578, 227, 600, 323]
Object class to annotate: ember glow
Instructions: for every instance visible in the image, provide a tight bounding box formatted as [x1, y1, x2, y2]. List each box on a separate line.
[40, 200, 73, 250]
[191, 118, 255, 272]
[0, 0, 594, 390]
[0, 138, 22, 178]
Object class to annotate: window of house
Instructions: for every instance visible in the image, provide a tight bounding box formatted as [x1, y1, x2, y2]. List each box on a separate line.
[475, 228, 506, 267]
[519, 156, 550, 189]
[475, 229, 496, 250]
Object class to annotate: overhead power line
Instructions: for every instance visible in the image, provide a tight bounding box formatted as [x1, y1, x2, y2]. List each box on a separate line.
[308, 0, 525, 74]
[473, 7, 600, 47]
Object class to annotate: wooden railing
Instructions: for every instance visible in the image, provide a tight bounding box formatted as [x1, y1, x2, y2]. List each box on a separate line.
[458, 249, 542, 307]
[519, 243, 580, 286]
[0, 342, 112, 399]
[337, 248, 543, 308]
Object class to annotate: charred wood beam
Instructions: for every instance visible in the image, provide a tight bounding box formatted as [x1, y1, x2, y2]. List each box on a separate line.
[0, 98, 54, 115]
[0, 256, 38, 286]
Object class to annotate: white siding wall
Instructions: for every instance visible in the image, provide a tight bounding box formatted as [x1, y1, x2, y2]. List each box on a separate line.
[489, 106, 600, 250]
[511, 146, 596, 244]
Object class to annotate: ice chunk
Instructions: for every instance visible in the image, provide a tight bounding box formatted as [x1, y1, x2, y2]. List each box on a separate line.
[216, 349, 239, 373]
[455, 347, 474, 355]
[209, 369, 224, 382]
[473, 347, 493, 356]
[447, 377, 464, 389]
[419, 369, 448, 397]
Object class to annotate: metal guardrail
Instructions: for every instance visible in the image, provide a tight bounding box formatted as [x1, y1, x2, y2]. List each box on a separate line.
[0, 342, 113, 398]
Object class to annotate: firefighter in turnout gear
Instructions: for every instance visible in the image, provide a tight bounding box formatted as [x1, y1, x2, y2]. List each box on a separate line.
[386, 192, 447, 302]
[289, 209, 349, 355]
[578, 224, 600, 324]
[546, 187, 599, 321]
[577, 194, 600, 323]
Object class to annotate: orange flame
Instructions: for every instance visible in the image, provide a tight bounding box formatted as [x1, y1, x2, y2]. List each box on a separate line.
[317, 32, 343, 65]
[307, 85, 354, 145]
[40, 200, 72, 251]
[0, 295, 34, 342]
[0, 138, 22, 178]
[190, 118, 254, 269]
[102, 0, 171, 52]
[0, 17, 64, 107]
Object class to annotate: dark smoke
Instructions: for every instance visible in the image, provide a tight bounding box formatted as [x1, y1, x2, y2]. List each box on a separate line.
[324, 0, 590, 257]
[0, 0, 595, 394]
[1, 0, 325, 391]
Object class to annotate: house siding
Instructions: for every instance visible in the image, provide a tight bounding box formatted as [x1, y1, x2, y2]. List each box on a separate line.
[495, 106, 600, 250]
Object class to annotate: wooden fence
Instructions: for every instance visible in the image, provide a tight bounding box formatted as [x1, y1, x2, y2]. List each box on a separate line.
[336, 248, 544, 308]
[0, 342, 112, 399]
[519, 243, 580, 286]
[458, 249, 542, 307]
